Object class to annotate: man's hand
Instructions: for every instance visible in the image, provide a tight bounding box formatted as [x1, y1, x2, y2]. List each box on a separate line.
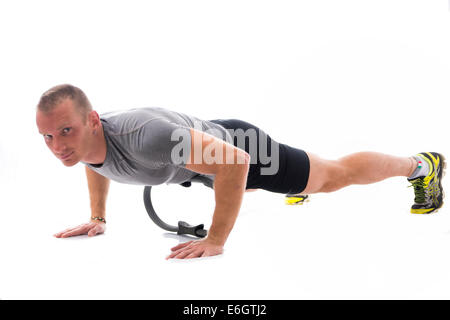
[54, 221, 106, 238]
[166, 238, 224, 259]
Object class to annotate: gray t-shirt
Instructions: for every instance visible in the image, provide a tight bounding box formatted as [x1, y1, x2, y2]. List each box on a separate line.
[82, 107, 232, 186]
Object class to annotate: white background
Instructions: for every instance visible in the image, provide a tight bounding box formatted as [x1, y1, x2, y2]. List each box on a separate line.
[0, 0, 449, 299]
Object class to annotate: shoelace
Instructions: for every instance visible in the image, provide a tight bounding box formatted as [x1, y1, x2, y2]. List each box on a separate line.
[408, 178, 429, 203]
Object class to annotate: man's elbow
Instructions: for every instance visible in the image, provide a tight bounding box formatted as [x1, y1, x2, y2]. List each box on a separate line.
[236, 151, 251, 179]
[220, 150, 250, 174]
[244, 152, 251, 164]
[215, 151, 250, 186]
[236, 150, 251, 167]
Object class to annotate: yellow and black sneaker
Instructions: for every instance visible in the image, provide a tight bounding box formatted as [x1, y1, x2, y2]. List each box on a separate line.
[285, 194, 309, 205]
[408, 152, 446, 214]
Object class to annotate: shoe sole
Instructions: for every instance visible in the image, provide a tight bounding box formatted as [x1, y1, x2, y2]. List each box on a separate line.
[433, 152, 446, 213]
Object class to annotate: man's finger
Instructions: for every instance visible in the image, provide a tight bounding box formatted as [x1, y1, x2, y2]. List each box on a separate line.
[166, 246, 194, 260]
[166, 248, 185, 259]
[170, 241, 194, 251]
[174, 248, 198, 259]
[87, 225, 98, 237]
[60, 225, 91, 237]
[54, 224, 89, 237]
[167, 242, 195, 257]
[185, 250, 203, 259]
[54, 226, 78, 237]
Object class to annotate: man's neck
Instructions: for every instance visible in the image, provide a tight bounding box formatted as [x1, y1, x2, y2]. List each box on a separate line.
[83, 123, 107, 165]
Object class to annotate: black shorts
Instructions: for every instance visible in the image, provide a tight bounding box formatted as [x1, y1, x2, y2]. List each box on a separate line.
[209, 119, 310, 195]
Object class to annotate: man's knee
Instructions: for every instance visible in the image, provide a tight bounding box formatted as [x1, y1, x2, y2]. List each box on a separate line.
[302, 153, 339, 194]
[320, 160, 351, 193]
[302, 153, 350, 194]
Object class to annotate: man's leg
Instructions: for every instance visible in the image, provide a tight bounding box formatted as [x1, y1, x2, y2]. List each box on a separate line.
[300, 151, 418, 194]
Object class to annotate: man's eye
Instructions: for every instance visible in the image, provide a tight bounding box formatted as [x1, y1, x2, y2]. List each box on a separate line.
[62, 128, 71, 134]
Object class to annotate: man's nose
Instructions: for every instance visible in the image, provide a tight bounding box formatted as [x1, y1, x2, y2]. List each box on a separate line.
[52, 137, 67, 154]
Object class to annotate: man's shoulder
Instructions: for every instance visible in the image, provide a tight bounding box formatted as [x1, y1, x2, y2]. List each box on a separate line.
[100, 107, 167, 121]
[100, 107, 179, 135]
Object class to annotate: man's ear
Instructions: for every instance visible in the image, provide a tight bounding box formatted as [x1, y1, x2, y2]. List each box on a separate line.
[87, 110, 100, 128]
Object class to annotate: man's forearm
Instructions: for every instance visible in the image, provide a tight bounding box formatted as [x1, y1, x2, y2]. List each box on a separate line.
[85, 166, 110, 219]
[207, 162, 250, 246]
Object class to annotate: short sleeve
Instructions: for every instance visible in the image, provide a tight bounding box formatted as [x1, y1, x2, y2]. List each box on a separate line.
[132, 119, 192, 168]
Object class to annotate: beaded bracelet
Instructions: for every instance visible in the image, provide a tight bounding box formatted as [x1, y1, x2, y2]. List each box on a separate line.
[91, 217, 106, 223]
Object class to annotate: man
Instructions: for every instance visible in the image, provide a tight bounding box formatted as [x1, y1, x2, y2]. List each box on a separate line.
[36, 84, 446, 260]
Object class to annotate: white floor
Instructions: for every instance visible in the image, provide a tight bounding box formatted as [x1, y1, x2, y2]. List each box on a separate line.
[0, 1, 449, 300]
[1, 170, 449, 299]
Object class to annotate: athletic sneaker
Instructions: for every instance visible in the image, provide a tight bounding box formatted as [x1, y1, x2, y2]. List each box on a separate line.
[285, 194, 309, 205]
[408, 152, 446, 214]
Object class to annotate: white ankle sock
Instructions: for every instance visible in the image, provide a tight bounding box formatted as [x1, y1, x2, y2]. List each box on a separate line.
[408, 156, 430, 179]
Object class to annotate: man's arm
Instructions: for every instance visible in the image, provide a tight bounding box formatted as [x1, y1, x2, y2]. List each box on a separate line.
[85, 165, 111, 222]
[54, 166, 110, 238]
[166, 128, 250, 258]
[207, 157, 250, 245]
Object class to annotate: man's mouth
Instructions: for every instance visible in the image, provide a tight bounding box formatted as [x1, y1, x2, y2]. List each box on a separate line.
[60, 152, 74, 160]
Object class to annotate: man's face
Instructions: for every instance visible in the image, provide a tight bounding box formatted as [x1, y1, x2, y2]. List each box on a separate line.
[36, 99, 92, 167]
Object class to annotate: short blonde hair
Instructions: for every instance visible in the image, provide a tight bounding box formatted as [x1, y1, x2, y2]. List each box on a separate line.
[37, 84, 92, 123]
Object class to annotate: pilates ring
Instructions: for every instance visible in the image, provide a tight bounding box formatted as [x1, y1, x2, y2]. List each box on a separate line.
[143, 175, 214, 238]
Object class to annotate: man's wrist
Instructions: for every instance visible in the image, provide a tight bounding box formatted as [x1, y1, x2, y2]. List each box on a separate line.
[205, 229, 227, 246]
[91, 216, 106, 223]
